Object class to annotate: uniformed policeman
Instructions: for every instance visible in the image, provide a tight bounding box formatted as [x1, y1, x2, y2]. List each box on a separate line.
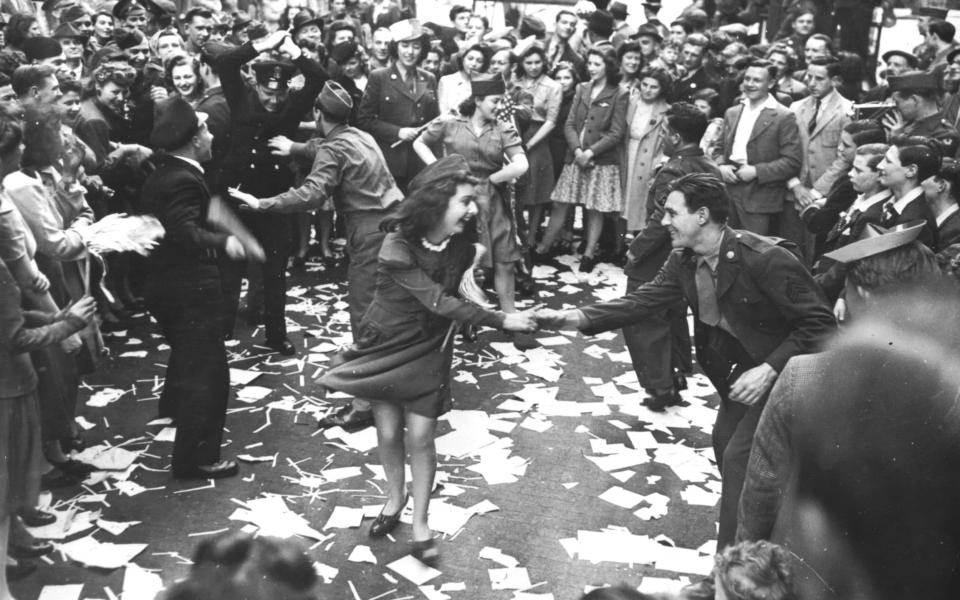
[229, 80, 403, 432]
[538, 173, 836, 550]
[357, 18, 439, 192]
[215, 30, 328, 355]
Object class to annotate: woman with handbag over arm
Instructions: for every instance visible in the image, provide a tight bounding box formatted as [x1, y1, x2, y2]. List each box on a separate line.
[317, 155, 536, 565]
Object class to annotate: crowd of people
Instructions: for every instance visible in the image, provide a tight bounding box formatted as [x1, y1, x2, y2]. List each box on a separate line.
[2, 0, 960, 597]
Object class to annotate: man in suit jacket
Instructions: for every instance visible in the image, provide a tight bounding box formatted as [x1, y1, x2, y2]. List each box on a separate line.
[142, 97, 247, 480]
[877, 139, 938, 249]
[783, 57, 853, 261]
[719, 58, 803, 236]
[921, 157, 960, 252]
[672, 37, 719, 103]
[623, 103, 717, 411]
[358, 19, 439, 192]
[544, 9, 587, 80]
[539, 173, 835, 549]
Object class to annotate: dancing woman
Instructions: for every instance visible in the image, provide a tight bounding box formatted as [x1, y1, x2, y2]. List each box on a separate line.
[318, 155, 536, 564]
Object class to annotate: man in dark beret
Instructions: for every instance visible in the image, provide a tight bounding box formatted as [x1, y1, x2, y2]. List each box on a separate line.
[113, 0, 150, 32]
[215, 30, 328, 354]
[142, 96, 247, 480]
[229, 80, 403, 431]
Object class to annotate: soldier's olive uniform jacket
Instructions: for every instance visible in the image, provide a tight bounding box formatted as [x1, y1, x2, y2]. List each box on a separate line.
[583, 227, 836, 373]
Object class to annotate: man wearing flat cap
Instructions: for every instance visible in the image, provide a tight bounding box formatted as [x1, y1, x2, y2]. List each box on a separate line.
[142, 96, 247, 481]
[215, 30, 328, 356]
[230, 80, 403, 432]
[884, 70, 960, 149]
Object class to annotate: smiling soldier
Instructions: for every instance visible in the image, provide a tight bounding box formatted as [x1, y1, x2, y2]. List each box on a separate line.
[536, 173, 835, 550]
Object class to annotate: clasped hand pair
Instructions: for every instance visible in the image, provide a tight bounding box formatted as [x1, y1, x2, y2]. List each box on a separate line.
[501, 308, 580, 333]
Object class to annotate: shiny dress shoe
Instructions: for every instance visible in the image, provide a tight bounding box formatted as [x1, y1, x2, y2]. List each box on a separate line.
[10, 541, 54, 559]
[49, 458, 97, 478]
[369, 494, 408, 538]
[6, 558, 36, 581]
[317, 405, 374, 432]
[173, 459, 239, 480]
[643, 389, 684, 413]
[410, 537, 439, 566]
[40, 468, 80, 489]
[266, 338, 296, 356]
[17, 507, 56, 527]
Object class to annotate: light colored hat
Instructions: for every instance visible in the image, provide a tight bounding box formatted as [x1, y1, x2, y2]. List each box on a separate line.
[823, 221, 925, 263]
[389, 18, 426, 43]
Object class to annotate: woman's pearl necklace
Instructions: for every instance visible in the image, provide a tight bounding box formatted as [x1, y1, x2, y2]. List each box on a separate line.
[421, 237, 450, 252]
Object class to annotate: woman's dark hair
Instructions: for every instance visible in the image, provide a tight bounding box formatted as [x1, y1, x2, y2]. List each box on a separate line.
[579, 585, 650, 600]
[766, 44, 797, 73]
[668, 172, 729, 223]
[616, 40, 642, 64]
[587, 47, 621, 86]
[5, 14, 37, 50]
[388, 37, 429, 64]
[383, 170, 480, 241]
[21, 104, 63, 170]
[691, 86, 719, 117]
[715, 540, 795, 600]
[0, 112, 23, 158]
[324, 19, 358, 52]
[165, 532, 317, 600]
[638, 66, 672, 100]
[460, 43, 491, 74]
[85, 62, 138, 99]
[515, 44, 547, 79]
[60, 77, 83, 96]
[164, 53, 203, 98]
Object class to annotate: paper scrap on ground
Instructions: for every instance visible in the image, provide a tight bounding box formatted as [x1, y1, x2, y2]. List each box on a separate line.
[489, 567, 532, 590]
[122, 563, 164, 600]
[37, 585, 84, 600]
[386, 554, 442, 585]
[60, 536, 147, 569]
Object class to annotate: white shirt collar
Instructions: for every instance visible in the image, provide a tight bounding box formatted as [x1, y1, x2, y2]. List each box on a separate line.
[851, 190, 891, 212]
[740, 93, 780, 112]
[892, 186, 923, 213]
[172, 154, 204, 174]
[937, 203, 959, 227]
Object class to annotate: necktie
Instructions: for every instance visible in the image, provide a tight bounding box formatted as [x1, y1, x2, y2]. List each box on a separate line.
[695, 259, 721, 327]
[808, 97, 821, 135]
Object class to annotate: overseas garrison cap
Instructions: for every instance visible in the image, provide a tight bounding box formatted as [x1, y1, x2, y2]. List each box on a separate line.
[519, 15, 546, 39]
[22, 37, 63, 61]
[150, 96, 207, 151]
[470, 75, 505, 97]
[252, 60, 296, 91]
[823, 221, 925, 264]
[113, 0, 147, 18]
[53, 22, 86, 39]
[41, 0, 77, 11]
[61, 5, 89, 22]
[408, 154, 471, 194]
[888, 70, 940, 93]
[316, 80, 352, 120]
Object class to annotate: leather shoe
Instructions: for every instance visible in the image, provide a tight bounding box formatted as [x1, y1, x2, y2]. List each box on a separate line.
[369, 494, 408, 538]
[173, 459, 239, 480]
[17, 507, 56, 527]
[6, 559, 36, 580]
[317, 405, 374, 432]
[9, 541, 54, 559]
[643, 389, 684, 413]
[266, 338, 296, 356]
[410, 538, 439, 566]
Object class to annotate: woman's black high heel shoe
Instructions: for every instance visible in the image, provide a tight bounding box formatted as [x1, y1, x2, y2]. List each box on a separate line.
[411, 537, 439, 566]
[369, 494, 408, 538]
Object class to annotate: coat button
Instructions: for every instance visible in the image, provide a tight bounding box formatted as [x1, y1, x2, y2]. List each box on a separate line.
[727, 251, 735, 259]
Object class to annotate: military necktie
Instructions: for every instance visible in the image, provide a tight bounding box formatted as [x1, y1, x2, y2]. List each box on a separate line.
[695, 258, 721, 327]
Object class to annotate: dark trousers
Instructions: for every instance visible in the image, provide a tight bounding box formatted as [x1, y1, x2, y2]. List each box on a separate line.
[146, 265, 229, 474]
[622, 270, 691, 393]
[697, 325, 767, 549]
[344, 211, 390, 333]
[221, 213, 292, 343]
